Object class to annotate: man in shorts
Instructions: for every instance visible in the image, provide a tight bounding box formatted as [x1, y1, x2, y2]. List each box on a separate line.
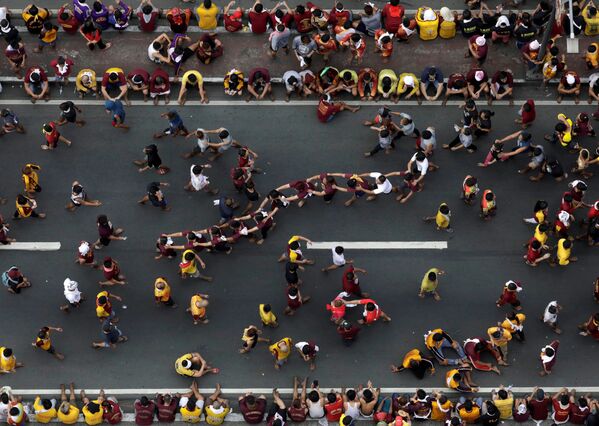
[32, 326, 65, 360]
[316, 95, 360, 123]
[205, 127, 241, 161]
[184, 164, 219, 195]
[154, 110, 189, 139]
[65, 180, 102, 211]
[0, 108, 26, 136]
[138, 181, 171, 211]
[126, 68, 150, 102]
[183, 128, 210, 158]
[24, 65, 50, 103]
[41, 121, 72, 150]
[104, 100, 129, 131]
[134, 144, 169, 174]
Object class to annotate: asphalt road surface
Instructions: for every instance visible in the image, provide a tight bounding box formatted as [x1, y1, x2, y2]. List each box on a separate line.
[0, 100, 598, 391]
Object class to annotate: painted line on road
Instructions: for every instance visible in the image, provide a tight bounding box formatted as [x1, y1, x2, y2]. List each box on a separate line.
[10, 386, 599, 396]
[307, 241, 447, 249]
[0, 99, 590, 107]
[0, 242, 61, 251]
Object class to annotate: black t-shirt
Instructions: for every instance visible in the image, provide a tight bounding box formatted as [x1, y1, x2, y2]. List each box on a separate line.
[244, 187, 260, 202]
[463, 109, 479, 126]
[146, 151, 162, 168]
[459, 17, 481, 37]
[479, 409, 500, 426]
[514, 23, 537, 42]
[563, 14, 584, 35]
[147, 182, 160, 202]
[285, 262, 298, 284]
[61, 101, 77, 121]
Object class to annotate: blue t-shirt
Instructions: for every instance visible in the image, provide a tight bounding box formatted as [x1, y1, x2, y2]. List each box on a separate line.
[421, 67, 444, 84]
[168, 111, 183, 129]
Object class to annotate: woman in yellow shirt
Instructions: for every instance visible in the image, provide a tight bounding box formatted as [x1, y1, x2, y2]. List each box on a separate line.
[154, 277, 176, 308]
[196, 0, 219, 30]
[32, 326, 65, 360]
[240, 325, 270, 353]
[33, 396, 58, 423]
[22, 163, 42, 196]
[259, 303, 278, 327]
[57, 383, 80, 425]
[76, 69, 98, 99]
[187, 293, 209, 324]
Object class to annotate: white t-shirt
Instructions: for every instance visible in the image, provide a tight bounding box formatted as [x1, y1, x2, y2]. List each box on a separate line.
[543, 301, 558, 324]
[331, 248, 345, 266]
[420, 127, 436, 150]
[295, 341, 319, 353]
[148, 43, 161, 63]
[195, 128, 210, 152]
[410, 153, 429, 176]
[0, 401, 9, 422]
[589, 73, 599, 90]
[179, 397, 205, 410]
[369, 172, 392, 194]
[282, 70, 302, 92]
[190, 165, 209, 190]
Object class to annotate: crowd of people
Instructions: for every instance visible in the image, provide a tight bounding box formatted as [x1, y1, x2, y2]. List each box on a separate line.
[2, 0, 599, 420]
[2, 382, 599, 425]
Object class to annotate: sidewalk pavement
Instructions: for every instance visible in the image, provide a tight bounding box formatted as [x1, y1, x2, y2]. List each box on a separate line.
[2, 30, 596, 82]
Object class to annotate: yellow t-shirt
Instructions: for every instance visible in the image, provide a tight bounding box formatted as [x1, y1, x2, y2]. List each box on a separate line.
[180, 405, 202, 423]
[435, 205, 450, 229]
[487, 327, 512, 345]
[586, 43, 599, 67]
[494, 397, 514, 420]
[196, 4, 219, 29]
[190, 295, 206, 317]
[175, 353, 195, 376]
[397, 73, 419, 95]
[36, 335, 51, 351]
[534, 225, 548, 245]
[401, 348, 421, 368]
[287, 235, 301, 262]
[445, 369, 459, 389]
[259, 304, 277, 325]
[0, 348, 16, 371]
[205, 405, 231, 425]
[339, 69, 358, 84]
[269, 338, 292, 360]
[377, 69, 398, 94]
[34, 397, 57, 423]
[557, 239, 570, 265]
[501, 313, 526, 333]
[76, 69, 97, 93]
[182, 70, 204, 87]
[431, 399, 452, 421]
[420, 268, 439, 293]
[535, 210, 545, 223]
[41, 28, 58, 43]
[224, 70, 244, 91]
[57, 405, 80, 424]
[105, 67, 124, 82]
[458, 406, 480, 423]
[180, 250, 198, 274]
[95, 290, 110, 318]
[82, 401, 103, 426]
[154, 278, 171, 302]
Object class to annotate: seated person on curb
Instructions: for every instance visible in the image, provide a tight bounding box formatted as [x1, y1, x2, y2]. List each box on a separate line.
[24, 65, 50, 103]
[247, 68, 274, 102]
[204, 384, 231, 425]
[557, 71, 581, 104]
[420, 66, 444, 101]
[101, 67, 129, 105]
[178, 70, 207, 105]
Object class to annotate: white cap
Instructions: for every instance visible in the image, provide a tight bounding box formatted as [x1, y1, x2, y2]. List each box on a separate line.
[566, 74, 576, 85]
[529, 39, 540, 50]
[403, 75, 415, 86]
[423, 8, 436, 20]
[475, 70, 485, 82]
[475, 36, 486, 46]
[63, 278, 78, 292]
[78, 241, 90, 255]
[558, 210, 570, 224]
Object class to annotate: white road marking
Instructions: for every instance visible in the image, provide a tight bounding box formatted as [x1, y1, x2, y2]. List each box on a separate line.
[0, 242, 61, 251]
[308, 241, 448, 249]
[0, 99, 588, 107]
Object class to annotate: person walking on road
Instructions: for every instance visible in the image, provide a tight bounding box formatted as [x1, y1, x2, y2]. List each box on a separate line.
[32, 326, 65, 360]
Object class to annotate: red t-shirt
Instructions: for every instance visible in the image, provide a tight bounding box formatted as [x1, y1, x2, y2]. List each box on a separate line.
[526, 238, 541, 262]
[342, 265, 361, 294]
[381, 3, 404, 32]
[44, 122, 60, 146]
[324, 398, 343, 421]
[552, 399, 572, 423]
[522, 100, 536, 124]
[137, 10, 159, 31]
[149, 68, 170, 94]
[328, 9, 350, 26]
[134, 401, 155, 426]
[25, 67, 48, 84]
[50, 58, 74, 77]
[528, 398, 549, 421]
[270, 11, 292, 28]
[571, 406, 590, 424]
[224, 14, 243, 32]
[57, 7, 80, 33]
[337, 325, 360, 339]
[359, 298, 380, 323]
[294, 11, 313, 32]
[317, 99, 341, 122]
[103, 401, 123, 425]
[248, 10, 270, 33]
[239, 398, 267, 424]
[447, 73, 466, 89]
[560, 73, 580, 87]
[127, 68, 150, 84]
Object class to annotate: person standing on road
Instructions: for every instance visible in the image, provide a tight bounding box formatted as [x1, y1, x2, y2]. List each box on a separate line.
[496, 280, 523, 310]
[295, 341, 319, 371]
[187, 293, 210, 324]
[277, 235, 314, 264]
[99, 257, 126, 286]
[239, 325, 270, 353]
[49, 56, 74, 93]
[66, 181, 102, 211]
[32, 326, 65, 360]
[539, 340, 559, 376]
[104, 100, 129, 131]
[5, 39, 27, 79]
[154, 110, 189, 139]
[94, 214, 126, 249]
[14, 194, 46, 219]
[269, 337, 292, 370]
[57, 101, 85, 127]
[95, 290, 122, 322]
[419, 268, 444, 300]
[60, 278, 84, 312]
[41, 121, 72, 150]
[154, 277, 176, 308]
[423, 202, 453, 232]
[93, 321, 128, 349]
[179, 250, 212, 281]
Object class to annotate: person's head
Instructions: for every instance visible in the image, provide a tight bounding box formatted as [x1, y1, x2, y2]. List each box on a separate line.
[30, 71, 41, 83]
[43, 123, 53, 133]
[93, 1, 104, 12]
[342, 416, 353, 426]
[462, 9, 471, 19]
[288, 286, 298, 297]
[427, 271, 437, 281]
[140, 396, 150, 406]
[485, 191, 494, 201]
[142, 4, 152, 14]
[465, 98, 476, 109]
[345, 389, 356, 400]
[589, 6, 597, 16]
[491, 329, 502, 339]
[289, 241, 300, 251]
[362, 389, 373, 402]
[416, 389, 426, 400]
[497, 389, 508, 399]
[2, 348, 12, 358]
[254, 2, 263, 12]
[560, 394, 569, 405]
[0, 393, 9, 404]
[562, 239, 572, 249]
[296, 4, 305, 14]
[366, 302, 375, 311]
[452, 372, 462, 382]
[380, 129, 390, 139]
[401, 16, 410, 27]
[262, 303, 271, 313]
[564, 192, 573, 203]
[531, 239, 541, 250]
[184, 251, 195, 261]
[308, 390, 319, 402]
[29, 4, 39, 15]
[486, 402, 498, 415]
[579, 397, 588, 408]
[576, 181, 588, 191]
[464, 400, 473, 410]
[521, 11, 531, 23]
[203, 0, 212, 8]
[186, 397, 196, 411]
[439, 204, 450, 214]
[382, 76, 392, 91]
[17, 194, 27, 205]
[539, 223, 549, 233]
[432, 332, 443, 342]
[9, 407, 20, 417]
[422, 129, 432, 140]
[218, 129, 229, 139]
[187, 73, 197, 84]
[335, 2, 344, 11]
[245, 394, 256, 407]
[465, 176, 477, 187]
[364, 3, 373, 14]
[87, 402, 100, 413]
[381, 35, 391, 44]
[351, 33, 361, 43]
[334, 246, 344, 255]
[347, 178, 356, 188]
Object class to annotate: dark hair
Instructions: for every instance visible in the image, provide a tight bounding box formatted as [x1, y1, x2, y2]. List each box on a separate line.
[422, 130, 432, 139]
[464, 400, 473, 410]
[346, 389, 356, 400]
[498, 389, 508, 399]
[262, 304, 271, 312]
[142, 4, 152, 14]
[432, 333, 443, 342]
[245, 395, 256, 406]
[439, 204, 450, 214]
[415, 151, 426, 162]
[254, 3, 263, 12]
[308, 390, 319, 402]
[416, 389, 426, 399]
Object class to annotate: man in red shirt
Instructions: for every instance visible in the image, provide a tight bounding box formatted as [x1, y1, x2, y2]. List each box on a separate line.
[551, 390, 573, 424]
[127, 68, 150, 102]
[342, 265, 368, 297]
[328, 2, 351, 26]
[324, 392, 343, 422]
[224, 1, 244, 32]
[337, 320, 360, 345]
[149, 68, 170, 105]
[134, 396, 155, 425]
[136, 0, 159, 31]
[49, 56, 74, 88]
[100, 391, 123, 425]
[101, 68, 128, 104]
[248, 0, 270, 33]
[527, 389, 550, 423]
[57, 5, 80, 33]
[293, 4, 313, 32]
[316, 95, 359, 123]
[270, 3, 293, 27]
[557, 71, 581, 103]
[381, 0, 404, 33]
[353, 298, 391, 324]
[238, 394, 267, 424]
[24, 66, 50, 103]
[41, 121, 72, 150]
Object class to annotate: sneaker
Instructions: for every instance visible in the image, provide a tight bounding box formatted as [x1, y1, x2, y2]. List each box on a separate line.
[453, 124, 460, 132]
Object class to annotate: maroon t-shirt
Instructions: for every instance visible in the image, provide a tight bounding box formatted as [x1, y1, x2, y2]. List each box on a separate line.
[248, 10, 270, 33]
[224, 14, 243, 32]
[294, 10, 313, 32]
[102, 70, 126, 88]
[466, 68, 488, 85]
[102, 401, 123, 425]
[337, 325, 360, 339]
[381, 3, 405, 32]
[447, 73, 466, 89]
[528, 398, 549, 421]
[239, 397, 267, 424]
[288, 405, 307, 422]
[149, 68, 170, 94]
[137, 10, 159, 31]
[571, 406, 590, 424]
[127, 68, 150, 85]
[134, 401, 155, 426]
[469, 35, 488, 58]
[57, 6, 80, 33]
[342, 265, 361, 295]
[156, 397, 178, 422]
